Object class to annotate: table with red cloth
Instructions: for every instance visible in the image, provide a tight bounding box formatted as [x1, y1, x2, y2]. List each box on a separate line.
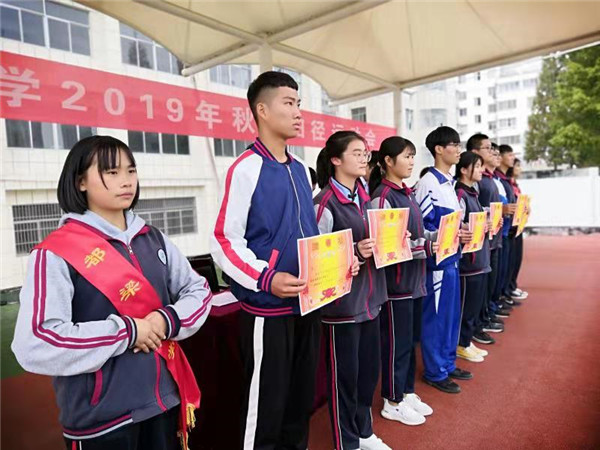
[180, 293, 328, 450]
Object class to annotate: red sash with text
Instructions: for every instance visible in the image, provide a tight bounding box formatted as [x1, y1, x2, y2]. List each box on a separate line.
[35, 221, 200, 448]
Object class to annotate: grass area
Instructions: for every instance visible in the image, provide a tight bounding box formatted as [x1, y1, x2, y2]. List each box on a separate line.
[1, 302, 24, 379]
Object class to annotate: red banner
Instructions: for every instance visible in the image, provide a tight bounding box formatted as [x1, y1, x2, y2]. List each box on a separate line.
[0, 51, 394, 149]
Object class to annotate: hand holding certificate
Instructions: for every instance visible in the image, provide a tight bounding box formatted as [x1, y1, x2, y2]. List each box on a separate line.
[513, 194, 529, 226]
[367, 208, 413, 269]
[297, 229, 354, 316]
[489, 202, 503, 236]
[462, 212, 487, 254]
[435, 211, 461, 265]
[516, 195, 531, 237]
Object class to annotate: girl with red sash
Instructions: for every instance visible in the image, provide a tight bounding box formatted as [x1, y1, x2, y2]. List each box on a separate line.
[11, 136, 212, 450]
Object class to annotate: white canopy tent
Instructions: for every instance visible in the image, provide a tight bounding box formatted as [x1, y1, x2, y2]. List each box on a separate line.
[77, 0, 600, 127]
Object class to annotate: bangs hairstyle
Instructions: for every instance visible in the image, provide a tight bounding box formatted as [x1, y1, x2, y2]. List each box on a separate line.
[247, 71, 299, 123]
[455, 151, 483, 181]
[368, 136, 415, 193]
[425, 126, 460, 158]
[57, 135, 140, 214]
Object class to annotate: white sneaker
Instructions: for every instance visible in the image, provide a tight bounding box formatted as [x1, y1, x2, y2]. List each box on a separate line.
[381, 398, 425, 425]
[457, 345, 484, 362]
[403, 393, 433, 416]
[469, 342, 488, 357]
[359, 434, 392, 450]
[510, 289, 528, 300]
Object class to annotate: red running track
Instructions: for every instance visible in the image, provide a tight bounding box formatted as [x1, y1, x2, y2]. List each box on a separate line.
[2, 235, 600, 449]
[308, 234, 600, 450]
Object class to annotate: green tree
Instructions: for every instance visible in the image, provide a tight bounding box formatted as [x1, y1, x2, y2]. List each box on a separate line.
[525, 45, 600, 168]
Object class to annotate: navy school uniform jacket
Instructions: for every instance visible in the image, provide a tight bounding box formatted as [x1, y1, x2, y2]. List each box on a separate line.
[313, 179, 387, 324]
[11, 211, 212, 440]
[455, 182, 492, 276]
[413, 167, 462, 271]
[476, 169, 502, 251]
[370, 179, 437, 300]
[210, 138, 320, 317]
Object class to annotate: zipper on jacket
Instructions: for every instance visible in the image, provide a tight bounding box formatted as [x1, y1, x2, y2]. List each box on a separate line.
[286, 165, 305, 238]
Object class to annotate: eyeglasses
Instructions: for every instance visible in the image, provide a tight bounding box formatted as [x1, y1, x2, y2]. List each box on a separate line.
[350, 150, 372, 162]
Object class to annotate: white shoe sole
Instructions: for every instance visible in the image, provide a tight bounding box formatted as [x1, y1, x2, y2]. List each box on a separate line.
[457, 354, 484, 362]
[381, 409, 426, 426]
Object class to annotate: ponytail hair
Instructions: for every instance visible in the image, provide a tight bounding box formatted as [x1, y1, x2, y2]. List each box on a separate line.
[368, 136, 416, 193]
[315, 130, 366, 189]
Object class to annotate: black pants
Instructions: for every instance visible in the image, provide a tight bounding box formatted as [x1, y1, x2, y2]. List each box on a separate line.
[509, 234, 524, 292]
[498, 236, 512, 299]
[239, 310, 321, 450]
[380, 298, 422, 403]
[64, 407, 178, 450]
[478, 248, 500, 329]
[459, 274, 488, 348]
[325, 317, 380, 450]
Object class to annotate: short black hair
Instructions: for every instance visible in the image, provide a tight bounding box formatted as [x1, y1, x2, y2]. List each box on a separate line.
[57, 135, 140, 214]
[499, 144, 514, 155]
[491, 142, 498, 150]
[466, 133, 489, 151]
[425, 126, 460, 158]
[247, 71, 299, 124]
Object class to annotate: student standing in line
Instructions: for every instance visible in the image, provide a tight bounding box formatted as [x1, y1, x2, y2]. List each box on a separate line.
[314, 131, 390, 450]
[506, 158, 529, 300]
[211, 71, 323, 450]
[414, 126, 474, 394]
[454, 152, 492, 362]
[369, 136, 436, 426]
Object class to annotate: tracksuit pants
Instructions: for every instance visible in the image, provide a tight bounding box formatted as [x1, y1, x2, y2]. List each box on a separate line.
[380, 297, 423, 403]
[459, 274, 488, 348]
[421, 264, 461, 382]
[239, 310, 321, 450]
[324, 317, 380, 450]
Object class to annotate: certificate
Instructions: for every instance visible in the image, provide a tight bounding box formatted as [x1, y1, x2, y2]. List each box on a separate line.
[297, 229, 354, 316]
[516, 196, 531, 237]
[367, 208, 413, 269]
[462, 212, 487, 254]
[513, 194, 529, 226]
[490, 202, 503, 236]
[435, 211, 461, 265]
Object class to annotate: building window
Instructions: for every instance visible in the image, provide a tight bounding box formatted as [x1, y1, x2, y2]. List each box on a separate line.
[498, 81, 520, 93]
[476, 72, 481, 81]
[351, 107, 367, 123]
[488, 86, 496, 97]
[459, 108, 467, 117]
[527, 97, 535, 108]
[12, 203, 62, 255]
[209, 65, 252, 89]
[523, 78, 538, 89]
[498, 118, 517, 128]
[457, 91, 467, 101]
[421, 109, 447, 127]
[405, 108, 414, 131]
[135, 197, 197, 236]
[475, 115, 482, 124]
[321, 91, 336, 115]
[120, 23, 183, 74]
[0, 0, 90, 55]
[127, 130, 189, 155]
[488, 121, 497, 132]
[214, 138, 251, 157]
[498, 135, 521, 145]
[498, 99, 517, 111]
[474, 97, 481, 106]
[5, 120, 95, 149]
[488, 104, 497, 113]
[458, 75, 466, 84]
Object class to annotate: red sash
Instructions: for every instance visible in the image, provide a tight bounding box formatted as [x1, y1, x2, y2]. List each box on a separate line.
[36, 221, 200, 448]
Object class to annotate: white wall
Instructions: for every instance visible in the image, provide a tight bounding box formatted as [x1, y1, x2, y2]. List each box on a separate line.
[519, 168, 600, 228]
